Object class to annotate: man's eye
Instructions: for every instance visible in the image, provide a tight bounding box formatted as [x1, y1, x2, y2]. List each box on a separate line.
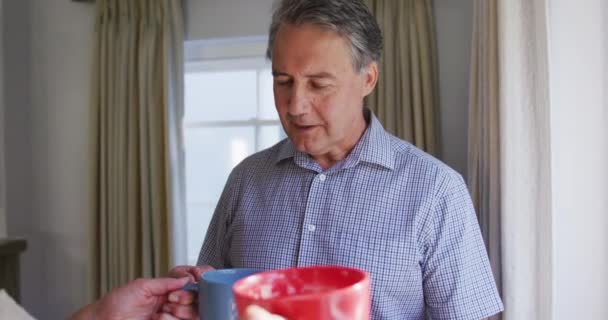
[311, 82, 330, 89]
[275, 79, 292, 86]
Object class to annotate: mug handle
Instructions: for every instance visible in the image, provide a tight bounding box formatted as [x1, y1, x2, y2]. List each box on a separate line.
[182, 282, 199, 293]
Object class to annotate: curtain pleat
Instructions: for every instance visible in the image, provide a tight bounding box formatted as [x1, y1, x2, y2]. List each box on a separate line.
[468, 1, 502, 319]
[365, 0, 439, 155]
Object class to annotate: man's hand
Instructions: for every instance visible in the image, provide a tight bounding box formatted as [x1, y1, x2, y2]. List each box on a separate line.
[242, 305, 286, 320]
[70, 277, 190, 320]
[159, 265, 214, 319]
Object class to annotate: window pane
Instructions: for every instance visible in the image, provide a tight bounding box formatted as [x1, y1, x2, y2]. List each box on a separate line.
[259, 125, 284, 150]
[185, 126, 254, 203]
[184, 126, 255, 262]
[258, 68, 279, 120]
[185, 70, 258, 122]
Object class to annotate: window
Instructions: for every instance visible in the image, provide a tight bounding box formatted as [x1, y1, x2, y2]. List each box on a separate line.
[183, 38, 284, 265]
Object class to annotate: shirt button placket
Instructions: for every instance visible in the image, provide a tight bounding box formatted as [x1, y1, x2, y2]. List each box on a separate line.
[297, 173, 327, 266]
[307, 224, 316, 232]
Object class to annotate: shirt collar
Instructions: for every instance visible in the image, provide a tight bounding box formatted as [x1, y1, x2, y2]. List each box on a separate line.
[343, 109, 395, 170]
[276, 138, 298, 164]
[275, 108, 395, 171]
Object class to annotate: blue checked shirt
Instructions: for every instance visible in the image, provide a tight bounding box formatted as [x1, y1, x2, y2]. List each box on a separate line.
[198, 111, 504, 320]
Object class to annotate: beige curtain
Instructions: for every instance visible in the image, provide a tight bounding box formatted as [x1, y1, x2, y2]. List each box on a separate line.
[92, 0, 185, 297]
[467, 1, 501, 319]
[365, 0, 439, 155]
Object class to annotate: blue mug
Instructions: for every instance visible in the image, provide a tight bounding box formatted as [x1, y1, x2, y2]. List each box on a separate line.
[183, 268, 261, 320]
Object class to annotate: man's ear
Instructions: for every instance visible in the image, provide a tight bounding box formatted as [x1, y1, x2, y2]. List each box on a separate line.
[362, 61, 379, 97]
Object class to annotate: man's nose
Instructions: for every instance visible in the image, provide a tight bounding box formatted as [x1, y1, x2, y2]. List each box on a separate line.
[287, 86, 309, 117]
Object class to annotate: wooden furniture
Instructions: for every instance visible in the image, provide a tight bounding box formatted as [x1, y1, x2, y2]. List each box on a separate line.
[0, 239, 27, 303]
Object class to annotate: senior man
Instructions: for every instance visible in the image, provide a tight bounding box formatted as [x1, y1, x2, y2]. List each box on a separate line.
[163, 0, 503, 319]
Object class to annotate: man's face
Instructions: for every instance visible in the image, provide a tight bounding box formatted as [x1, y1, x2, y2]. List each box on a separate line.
[271, 23, 377, 160]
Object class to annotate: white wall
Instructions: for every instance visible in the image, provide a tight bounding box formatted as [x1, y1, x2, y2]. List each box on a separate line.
[3, 0, 35, 252]
[185, 0, 275, 40]
[548, 0, 608, 318]
[433, 0, 474, 177]
[0, 0, 6, 238]
[4, 0, 95, 318]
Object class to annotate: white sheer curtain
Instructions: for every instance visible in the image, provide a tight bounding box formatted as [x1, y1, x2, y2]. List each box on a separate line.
[472, 0, 608, 318]
[469, 0, 553, 320]
[498, 0, 553, 319]
[470, 0, 554, 319]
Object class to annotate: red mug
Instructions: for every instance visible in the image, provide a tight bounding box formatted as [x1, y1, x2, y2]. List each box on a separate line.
[233, 265, 371, 320]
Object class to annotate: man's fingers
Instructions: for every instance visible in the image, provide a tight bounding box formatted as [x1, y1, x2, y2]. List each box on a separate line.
[191, 265, 215, 279]
[161, 303, 199, 319]
[168, 265, 215, 281]
[168, 266, 198, 281]
[167, 289, 196, 304]
[143, 277, 190, 296]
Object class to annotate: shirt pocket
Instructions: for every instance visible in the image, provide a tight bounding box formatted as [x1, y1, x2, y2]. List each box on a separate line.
[335, 231, 423, 299]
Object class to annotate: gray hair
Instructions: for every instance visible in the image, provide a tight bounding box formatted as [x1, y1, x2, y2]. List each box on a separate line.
[266, 0, 383, 72]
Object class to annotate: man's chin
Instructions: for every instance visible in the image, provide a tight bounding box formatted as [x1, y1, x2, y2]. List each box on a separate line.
[292, 141, 323, 156]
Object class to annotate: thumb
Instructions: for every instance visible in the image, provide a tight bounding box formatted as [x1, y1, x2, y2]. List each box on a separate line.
[244, 305, 286, 320]
[143, 277, 190, 296]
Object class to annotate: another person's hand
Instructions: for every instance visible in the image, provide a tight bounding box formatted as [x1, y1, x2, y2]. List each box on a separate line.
[69, 277, 190, 320]
[242, 305, 287, 320]
[159, 265, 214, 319]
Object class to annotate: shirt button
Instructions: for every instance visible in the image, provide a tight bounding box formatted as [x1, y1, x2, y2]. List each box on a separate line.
[318, 174, 327, 182]
[307, 224, 316, 232]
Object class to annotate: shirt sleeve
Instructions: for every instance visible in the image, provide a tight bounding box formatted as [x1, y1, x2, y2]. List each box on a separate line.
[196, 168, 239, 268]
[421, 174, 504, 319]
